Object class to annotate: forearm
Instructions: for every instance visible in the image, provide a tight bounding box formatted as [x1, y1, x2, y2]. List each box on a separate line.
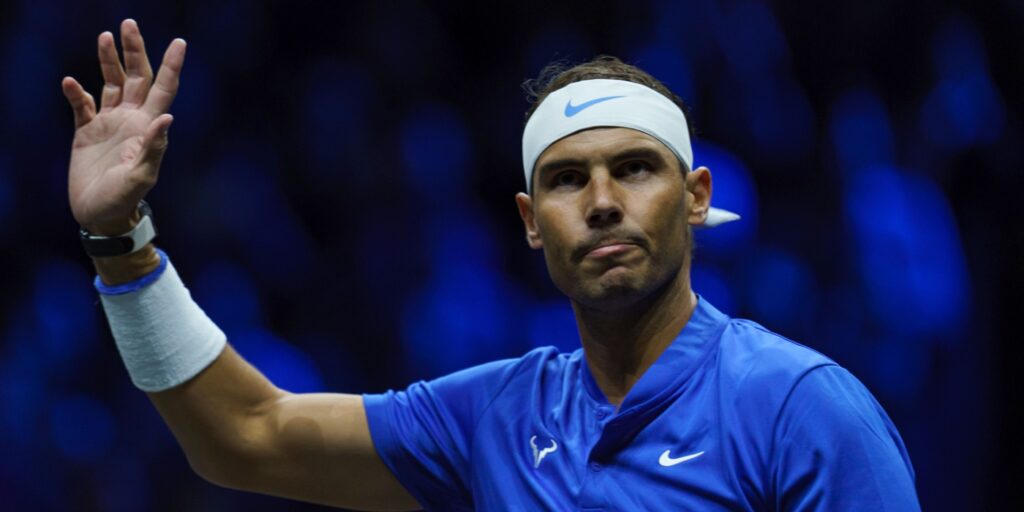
[95, 247, 281, 481]
[147, 343, 287, 485]
[150, 346, 409, 509]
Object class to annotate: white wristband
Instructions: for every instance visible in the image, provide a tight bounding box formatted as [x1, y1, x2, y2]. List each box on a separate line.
[97, 250, 227, 392]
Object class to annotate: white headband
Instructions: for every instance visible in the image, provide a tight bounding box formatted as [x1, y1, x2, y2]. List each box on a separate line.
[522, 79, 739, 227]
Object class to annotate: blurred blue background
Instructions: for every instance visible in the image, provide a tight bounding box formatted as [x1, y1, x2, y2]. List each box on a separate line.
[1, 0, 1021, 510]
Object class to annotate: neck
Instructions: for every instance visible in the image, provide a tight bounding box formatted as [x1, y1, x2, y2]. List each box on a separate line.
[574, 268, 697, 408]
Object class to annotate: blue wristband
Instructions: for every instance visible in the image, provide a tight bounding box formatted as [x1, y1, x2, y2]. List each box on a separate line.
[94, 248, 170, 296]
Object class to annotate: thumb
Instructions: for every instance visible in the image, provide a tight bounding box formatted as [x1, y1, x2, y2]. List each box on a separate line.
[136, 114, 174, 172]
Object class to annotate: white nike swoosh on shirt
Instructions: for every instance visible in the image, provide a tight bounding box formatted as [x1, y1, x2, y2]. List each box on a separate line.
[658, 450, 705, 467]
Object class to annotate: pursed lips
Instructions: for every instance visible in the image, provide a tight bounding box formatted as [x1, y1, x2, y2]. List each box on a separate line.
[583, 240, 639, 259]
[571, 235, 646, 263]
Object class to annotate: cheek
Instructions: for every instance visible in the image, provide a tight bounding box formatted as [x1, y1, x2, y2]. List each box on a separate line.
[536, 206, 572, 251]
[535, 207, 582, 282]
[647, 194, 690, 254]
[540, 230, 575, 274]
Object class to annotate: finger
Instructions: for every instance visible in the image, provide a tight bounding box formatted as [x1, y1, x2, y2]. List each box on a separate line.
[97, 31, 126, 111]
[143, 38, 186, 117]
[120, 19, 154, 106]
[134, 114, 174, 175]
[62, 76, 97, 128]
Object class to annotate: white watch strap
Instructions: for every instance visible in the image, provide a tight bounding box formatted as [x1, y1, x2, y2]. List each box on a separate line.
[87, 213, 156, 254]
[124, 214, 157, 253]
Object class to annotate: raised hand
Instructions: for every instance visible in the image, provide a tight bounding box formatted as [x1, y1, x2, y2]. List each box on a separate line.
[63, 19, 186, 236]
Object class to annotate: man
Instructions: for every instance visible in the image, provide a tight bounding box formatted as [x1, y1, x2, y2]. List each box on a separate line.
[63, 19, 919, 511]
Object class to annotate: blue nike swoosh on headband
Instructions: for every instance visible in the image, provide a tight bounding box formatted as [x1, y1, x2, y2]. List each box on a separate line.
[564, 95, 626, 117]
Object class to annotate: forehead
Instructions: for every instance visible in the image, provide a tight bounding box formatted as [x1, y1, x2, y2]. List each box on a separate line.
[535, 127, 674, 168]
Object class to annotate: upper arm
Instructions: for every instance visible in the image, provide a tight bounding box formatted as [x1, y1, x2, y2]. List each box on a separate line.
[144, 342, 418, 510]
[206, 348, 531, 511]
[771, 365, 920, 511]
[225, 392, 421, 511]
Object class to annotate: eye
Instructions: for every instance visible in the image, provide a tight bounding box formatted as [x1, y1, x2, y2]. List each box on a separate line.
[552, 170, 584, 188]
[621, 160, 652, 176]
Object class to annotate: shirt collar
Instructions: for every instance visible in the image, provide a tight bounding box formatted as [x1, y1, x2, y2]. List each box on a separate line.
[580, 294, 730, 414]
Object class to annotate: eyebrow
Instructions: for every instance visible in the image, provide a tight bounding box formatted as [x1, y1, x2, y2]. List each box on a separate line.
[535, 147, 671, 181]
[608, 147, 670, 168]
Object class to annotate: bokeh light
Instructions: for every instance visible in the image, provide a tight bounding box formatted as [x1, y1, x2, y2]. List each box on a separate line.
[401, 102, 474, 197]
[50, 394, 117, 463]
[829, 87, 895, 173]
[843, 165, 970, 339]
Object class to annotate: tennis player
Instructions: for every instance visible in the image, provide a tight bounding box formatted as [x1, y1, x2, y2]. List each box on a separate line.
[63, 20, 920, 511]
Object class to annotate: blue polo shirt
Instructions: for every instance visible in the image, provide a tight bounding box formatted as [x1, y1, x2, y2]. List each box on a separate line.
[363, 296, 919, 510]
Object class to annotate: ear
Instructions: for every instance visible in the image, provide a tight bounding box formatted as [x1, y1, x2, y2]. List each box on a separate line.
[686, 166, 713, 226]
[515, 192, 544, 249]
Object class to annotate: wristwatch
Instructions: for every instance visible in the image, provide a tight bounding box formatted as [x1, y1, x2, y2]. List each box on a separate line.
[79, 200, 158, 257]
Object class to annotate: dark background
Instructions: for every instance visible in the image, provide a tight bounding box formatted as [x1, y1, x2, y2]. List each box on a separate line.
[0, 0, 1020, 510]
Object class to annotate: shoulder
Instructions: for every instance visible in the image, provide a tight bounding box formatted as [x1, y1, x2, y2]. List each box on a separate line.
[363, 346, 571, 456]
[711, 318, 894, 451]
[714, 319, 912, 460]
[376, 346, 571, 418]
[717, 318, 838, 403]
[712, 319, 915, 475]
[774, 364, 902, 452]
[770, 364, 919, 508]
[425, 345, 568, 393]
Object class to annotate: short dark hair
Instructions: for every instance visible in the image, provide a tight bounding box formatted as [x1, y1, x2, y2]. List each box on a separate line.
[521, 55, 693, 133]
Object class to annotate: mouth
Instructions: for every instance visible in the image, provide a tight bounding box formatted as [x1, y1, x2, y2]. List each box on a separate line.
[573, 235, 645, 262]
[585, 242, 638, 259]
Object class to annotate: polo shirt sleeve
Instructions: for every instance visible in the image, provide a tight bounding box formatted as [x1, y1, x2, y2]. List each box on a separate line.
[772, 365, 921, 511]
[362, 356, 530, 511]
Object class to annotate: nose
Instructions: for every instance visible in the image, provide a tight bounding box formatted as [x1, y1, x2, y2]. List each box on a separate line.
[585, 173, 623, 229]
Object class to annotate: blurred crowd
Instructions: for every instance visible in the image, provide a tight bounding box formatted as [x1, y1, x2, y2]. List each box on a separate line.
[0, 0, 1020, 510]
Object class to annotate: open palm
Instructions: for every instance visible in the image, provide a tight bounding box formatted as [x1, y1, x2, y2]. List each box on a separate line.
[63, 19, 185, 236]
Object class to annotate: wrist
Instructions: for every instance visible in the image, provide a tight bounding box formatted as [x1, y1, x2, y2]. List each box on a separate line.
[83, 207, 142, 237]
[93, 243, 162, 286]
[81, 200, 157, 258]
[98, 255, 227, 392]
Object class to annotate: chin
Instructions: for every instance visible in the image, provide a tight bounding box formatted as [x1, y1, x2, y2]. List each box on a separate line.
[574, 268, 651, 310]
[573, 259, 686, 311]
